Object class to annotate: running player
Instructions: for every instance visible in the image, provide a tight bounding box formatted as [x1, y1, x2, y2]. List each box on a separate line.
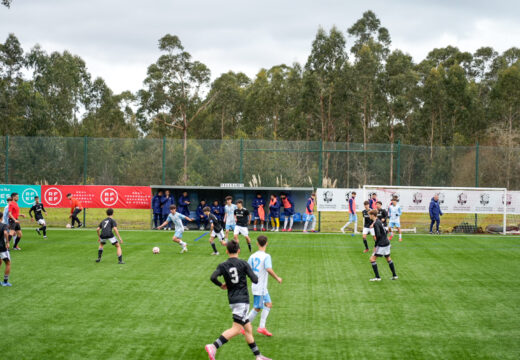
[341, 191, 358, 234]
[303, 193, 316, 233]
[247, 235, 282, 337]
[368, 210, 398, 281]
[29, 196, 48, 239]
[251, 193, 266, 232]
[67, 193, 83, 228]
[8, 193, 25, 250]
[280, 193, 295, 232]
[205, 206, 225, 254]
[223, 196, 237, 241]
[95, 208, 124, 264]
[234, 200, 252, 252]
[157, 204, 194, 253]
[361, 201, 374, 253]
[388, 197, 403, 242]
[205, 241, 271, 360]
[0, 212, 12, 286]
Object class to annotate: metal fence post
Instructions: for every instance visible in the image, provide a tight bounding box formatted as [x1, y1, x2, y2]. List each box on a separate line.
[239, 138, 244, 183]
[318, 140, 323, 232]
[4, 135, 8, 184]
[475, 141, 479, 229]
[396, 140, 401, 186]
[83, 136, 88, 227]
[162, 136, 166, 185]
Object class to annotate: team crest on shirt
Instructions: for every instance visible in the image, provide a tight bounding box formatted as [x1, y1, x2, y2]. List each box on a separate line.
[479, 193, 490, 206]
[457, 193, 468, 205]
[323, 191, 333, 203]
[412, 192, 423, 204]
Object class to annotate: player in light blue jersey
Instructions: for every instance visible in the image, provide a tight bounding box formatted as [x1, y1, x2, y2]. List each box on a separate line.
[388, 197, 403, 242]
[157, 204, 194, 253]
[223, 196, 237, 242]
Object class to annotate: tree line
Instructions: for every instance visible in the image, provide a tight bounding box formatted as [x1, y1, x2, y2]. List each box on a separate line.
[1, 11, 519, 154]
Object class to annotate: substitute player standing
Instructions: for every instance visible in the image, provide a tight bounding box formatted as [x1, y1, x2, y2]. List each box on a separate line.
[303, 193, 316, 233]
[29, 196, 48, 239]
[251, 193, 266, 232]
[223, 196, 237, 241]
[8, 193, 25, 250]
[205, 241, 271, 360]
[246, 235, 282, 337]
[157, 205, 194, 253]
[234, 200, 252, 252]
[204, 206, 225, 254]
[368, 210, 398, 281]
[388, 197, 403, 242]
[361, 201, 374, 253]
[95, 208, 124, 264]
[0, 213, 12, 286]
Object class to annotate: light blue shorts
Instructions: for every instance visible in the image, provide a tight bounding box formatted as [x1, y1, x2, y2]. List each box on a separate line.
[253, 293, 272, 309]
[349, 213, 357, 222]
[306, 214, 315, 221]
[389, 221, 400, 229]
[225, 224, 235, 231]
[174, 229, 184, 239]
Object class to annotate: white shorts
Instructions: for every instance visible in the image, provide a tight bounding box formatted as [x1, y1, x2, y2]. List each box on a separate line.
[362, 227, 375, 236]
[0, 251, 10, 261]
[37, 219, 46, 226]
[229, 302, 249, 325]
[211, 229, 225, 241]
[234, 226, 249, 237]
[373, 245, 391, 257]
[100, 237, 118, 245]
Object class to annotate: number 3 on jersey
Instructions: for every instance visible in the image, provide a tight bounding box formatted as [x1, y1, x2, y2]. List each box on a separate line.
[229, 267, 239, 283]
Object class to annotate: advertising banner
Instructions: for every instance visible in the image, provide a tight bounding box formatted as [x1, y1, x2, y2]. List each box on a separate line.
[0, 184, 41, 208]
[316, 188, 363, 212]
[41, 185, 151, 209]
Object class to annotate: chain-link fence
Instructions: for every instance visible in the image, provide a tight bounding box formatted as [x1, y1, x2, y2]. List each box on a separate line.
[3, 136, 520, 190]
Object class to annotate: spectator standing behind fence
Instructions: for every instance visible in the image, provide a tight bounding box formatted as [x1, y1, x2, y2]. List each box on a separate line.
[152, 190, 163, 228]
[178, 191, 191, 229]
[67, 193, 83, 228]
[161, 190, 175, 230]
[196, 199, 209, 230]
[211, 200, 224, 226]
[429, 194, 443, 234]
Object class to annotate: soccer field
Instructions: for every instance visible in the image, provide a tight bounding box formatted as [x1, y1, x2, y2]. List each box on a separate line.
[3, 230, 520, 360]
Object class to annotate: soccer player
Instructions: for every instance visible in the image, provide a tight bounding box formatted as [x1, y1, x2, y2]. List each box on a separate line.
[157, 204, 194, 253]
[268, 194, 280, 232]
[204, 206, 225, 254]
[234, 200, 252, 252]
[375, 201, 388, 231]
[3, 197, 14, 246]
[161, 190, 175, 230]
[340, 191, 358, 234]
[95, 208, 124, 264]
[205, 241, 271, 360]
[8, 193, 25, 250]
[196, 199, 209, 230]
[361, 201, 374, 253]
[247, 235, 282, 337]
[29, 196, 48, 239]
[388, 197, 403, 242]
[280, 193, 295, 232]
[0, 212, 12, 286]
[178, 191, 191, 229]
[152, 190, 163, 228]
[67, 193, 83, 228]
[251, 193, 266, 232]
[368, 210, 398, 281]
[368, 192, 378, 210]
[303, 193, 316, 233]
[211, 200, 224, 227]
[223, 196, 237, 241]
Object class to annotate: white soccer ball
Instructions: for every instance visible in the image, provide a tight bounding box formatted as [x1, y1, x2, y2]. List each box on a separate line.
[66, 224, 72, 229]
[153, 247, 160, 254]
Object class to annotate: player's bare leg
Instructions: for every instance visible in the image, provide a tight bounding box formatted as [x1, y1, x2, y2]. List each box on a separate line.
[114, 242, 125, 264]
[172, 236, 188, 253]
[206, 322, 270, 360]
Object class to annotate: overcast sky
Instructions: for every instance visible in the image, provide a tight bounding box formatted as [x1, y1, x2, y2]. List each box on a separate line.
[1, 0, 519, 93]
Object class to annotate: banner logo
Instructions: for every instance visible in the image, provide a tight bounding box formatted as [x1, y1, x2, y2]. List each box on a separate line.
[479, 193, 490, 206]
[44, 187, 62, 206]
[322, 191, 333, 203]
[21, 187, 38, 205]
[100, 188, 119, 206]
[457, 193, 468, 205]
[412, 192, 423, 204]
[503, 193, 512, 206]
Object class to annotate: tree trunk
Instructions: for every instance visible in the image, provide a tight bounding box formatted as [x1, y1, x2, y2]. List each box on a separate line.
[389, 114, 394, 185]
[430, 112, 435, 160]
[220, 109, 225, 139]
[182, 111, 188, 185]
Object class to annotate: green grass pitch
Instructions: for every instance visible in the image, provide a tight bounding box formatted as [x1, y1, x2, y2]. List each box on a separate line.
[3, 229, 520, 360]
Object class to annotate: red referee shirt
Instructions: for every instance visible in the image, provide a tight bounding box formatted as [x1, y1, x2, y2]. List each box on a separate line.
[8, 201, 20, 220]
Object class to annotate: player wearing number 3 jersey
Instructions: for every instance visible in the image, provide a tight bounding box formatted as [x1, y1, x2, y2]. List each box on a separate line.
[206, 241, 271, 360]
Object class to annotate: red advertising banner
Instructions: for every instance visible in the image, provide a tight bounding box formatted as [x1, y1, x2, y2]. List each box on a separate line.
[41, 185, 151, 209]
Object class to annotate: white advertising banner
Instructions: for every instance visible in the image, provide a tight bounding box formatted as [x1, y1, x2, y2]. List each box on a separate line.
[317, 187, 520, 215]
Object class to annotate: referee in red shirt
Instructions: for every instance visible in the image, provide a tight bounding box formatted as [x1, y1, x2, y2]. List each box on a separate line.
[8, 193, 25, 250]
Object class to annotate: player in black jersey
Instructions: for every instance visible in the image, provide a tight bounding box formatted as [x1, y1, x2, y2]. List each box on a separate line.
[205, 241, 271, 360]
[0, 213, 12, 287]
[204, 206, 225, 255]
[29, 196, 48, 239]
[368, 210, 397, 282]
[233, 200, 252, 252]
[95, 208, 124, 264]
[361, 201, 375, 253]
[375, 201, 388, 230]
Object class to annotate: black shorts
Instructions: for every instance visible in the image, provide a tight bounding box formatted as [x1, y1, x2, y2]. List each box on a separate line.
[8, 219, 21, 231]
